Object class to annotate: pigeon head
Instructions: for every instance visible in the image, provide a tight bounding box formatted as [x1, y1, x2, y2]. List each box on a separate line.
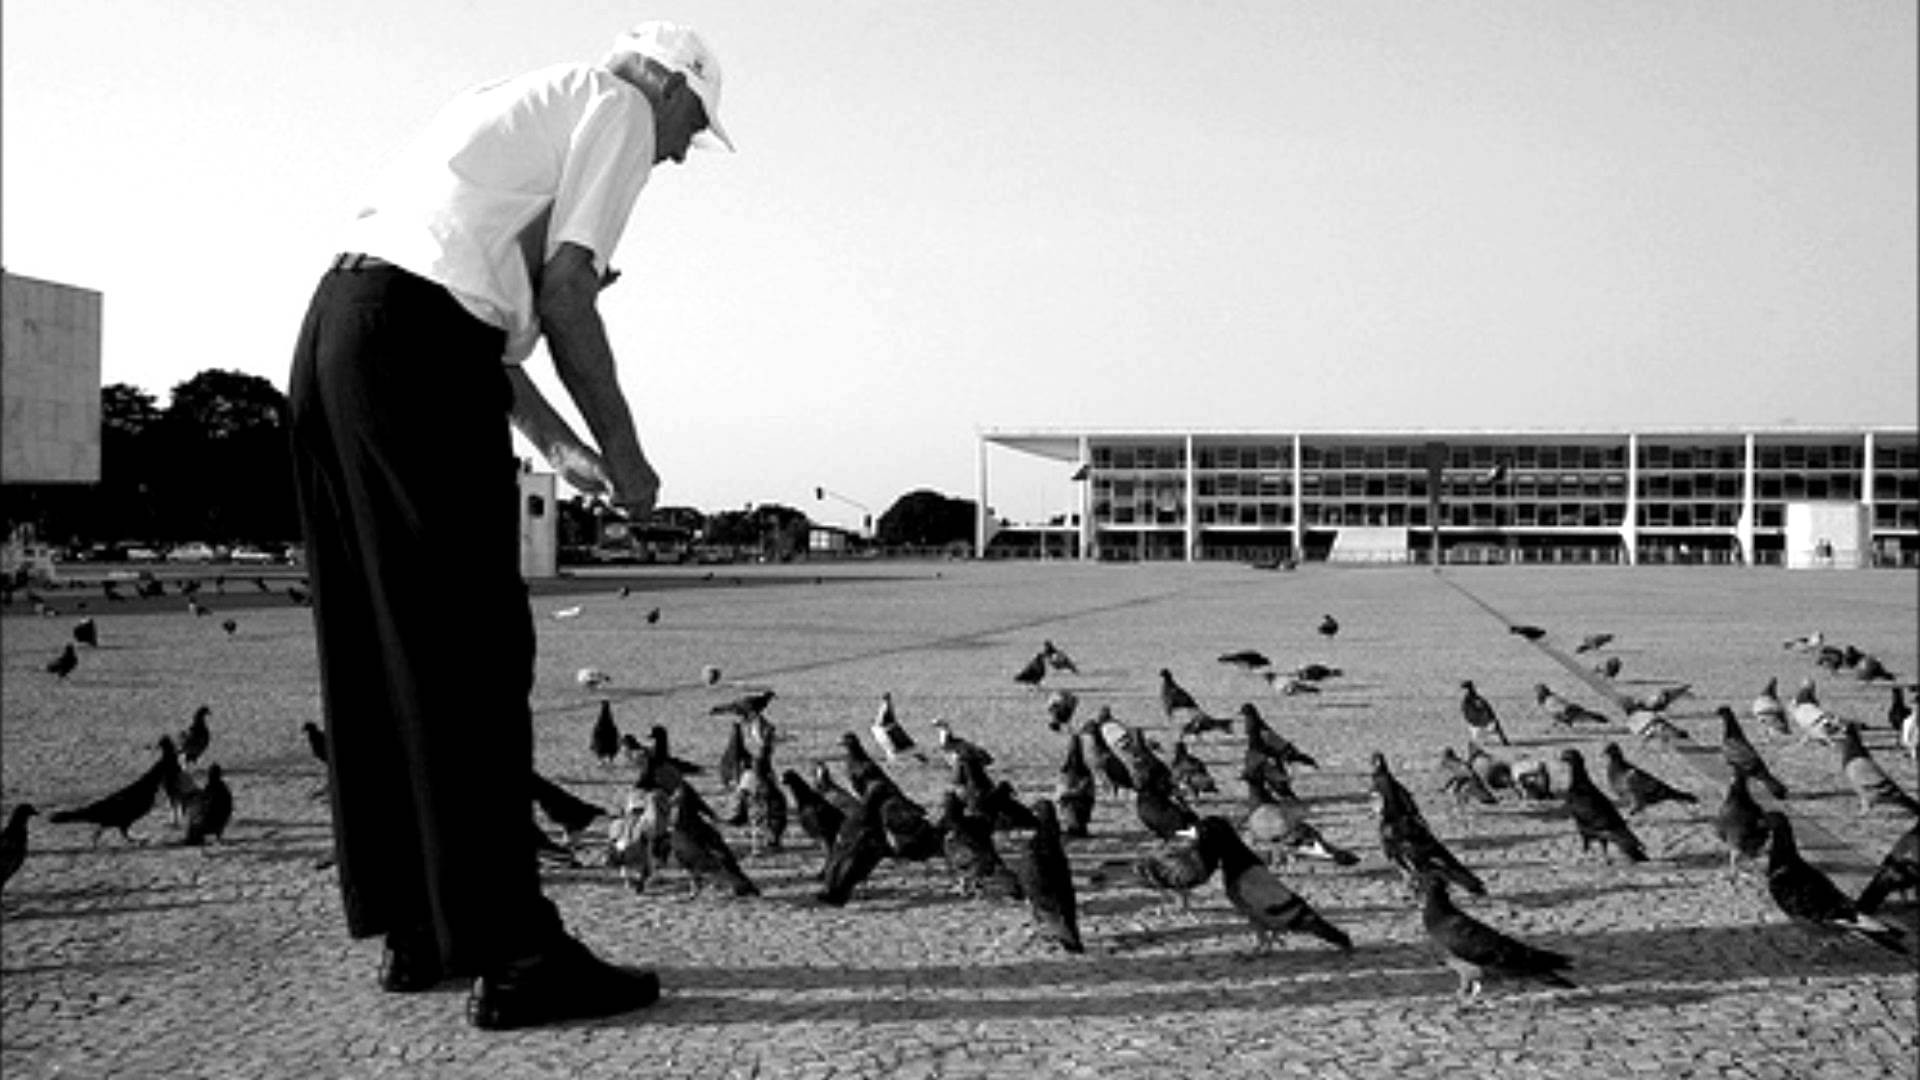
[1559, 748, 1586, 773]
[1459, 679, 1476, 691]
[1763, 811, 1796, 858]
[1600, 742, 1624, 763]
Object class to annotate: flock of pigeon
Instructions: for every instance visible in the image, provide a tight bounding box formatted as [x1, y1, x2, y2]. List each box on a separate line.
[31, 573, 313, 683]
[7, 592, 1918, 1008]
[538, 613, 1916, 1000]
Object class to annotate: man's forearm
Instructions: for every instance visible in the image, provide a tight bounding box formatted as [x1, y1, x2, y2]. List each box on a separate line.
[540, 302, 644, 468]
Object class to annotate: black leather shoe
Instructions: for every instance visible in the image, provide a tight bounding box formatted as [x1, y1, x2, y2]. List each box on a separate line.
[466, 936, 660, 1030]
[378, 930, 445, 993]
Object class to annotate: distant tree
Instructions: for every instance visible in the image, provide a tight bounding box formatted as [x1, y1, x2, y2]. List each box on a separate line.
[703, 508, 758, 548]
[155, 370, 295, 541]
[749, 503, 811, 561]
[876, 489, 976, 548]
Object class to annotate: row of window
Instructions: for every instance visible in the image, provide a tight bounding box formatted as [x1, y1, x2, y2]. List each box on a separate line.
[1093, 501, 1920, 531]
[1090, 439, 1919, 474]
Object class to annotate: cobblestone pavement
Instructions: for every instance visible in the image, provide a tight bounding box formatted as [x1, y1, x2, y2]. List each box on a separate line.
[3, 563, 1915, 1079]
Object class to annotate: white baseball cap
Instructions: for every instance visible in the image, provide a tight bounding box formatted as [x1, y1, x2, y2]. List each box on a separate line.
[611, 21, 734, 152]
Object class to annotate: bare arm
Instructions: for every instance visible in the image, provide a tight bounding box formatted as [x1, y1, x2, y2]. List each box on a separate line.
[525, 242, 659, 516]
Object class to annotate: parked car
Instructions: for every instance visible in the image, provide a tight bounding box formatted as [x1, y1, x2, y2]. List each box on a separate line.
[167, 542, 218, 563]
[124, 545, 164, 563]
[229, 545, 279, 565]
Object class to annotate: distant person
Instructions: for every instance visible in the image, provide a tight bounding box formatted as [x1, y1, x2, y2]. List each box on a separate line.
[285, 21, 733, 1031]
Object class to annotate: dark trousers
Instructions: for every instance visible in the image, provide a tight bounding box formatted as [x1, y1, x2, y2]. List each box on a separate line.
[287, 263, 559, 974]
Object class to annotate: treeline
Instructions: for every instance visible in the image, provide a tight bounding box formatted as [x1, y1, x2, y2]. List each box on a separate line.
[5, 370, 981, 552]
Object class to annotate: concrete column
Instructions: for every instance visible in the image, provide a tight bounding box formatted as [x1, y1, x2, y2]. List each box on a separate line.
[1737, 432, 1756, 566]
[1184, 434, 1197, 563]
[1291, 434, 1304, 558]
[1622, 433, 1639, 565]
[1862, 430, 1876, 567]
[974, 435, 989, 558]
[1078, 434, 1094, 562]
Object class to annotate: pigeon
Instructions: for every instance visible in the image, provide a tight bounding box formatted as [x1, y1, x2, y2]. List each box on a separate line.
[1574, 633, 1614, 654]
[1169, 740, 1218, 801]
[1419, 874, 1574, 1003]
[1116, 726, 1175, 796]
[608, 787, 670, 893]
[49, 739, 174, 844]
[1625, 701, 1690, 743]
[817, 783, 894, 906]
[937, 792, 1022, 901]
[1534, 684, 1611, 728]
[47, 643, 78, 679]
[1135, 775, 1199, 841]
[781, 769, 845, 850]
[1600, 742, 1698, 815]
[1854, 655, 1896, 683]
[667, 786, 758, 897]
[1242, 784, 1358, 866]
[717, 721, 751, 792]
[1179, 707, 1236, 740]
[734, 733, 788, 855]
[810, 761, 864, 823]
[1239, 703, 1318, 770]
[1134, 835, 1218, 915]
[1717, 706, 1788, 800]
[1714, 774, 1771, 881]
[876, 781, 944, 862]
[701, 664, 722, 686]
[929, 716, 988, 769]
[1854, 823, 1919, 915]
[1782, 630, 1825, 652]
[1053, 733, 1096, 839]
[1013, 650, 1048, 689]
[1789, 680, 1844, 745]
[589, 700, 621, 765]
[871, 692, 927, 763]
[1888, 688, 1913, 736]
[289, 583, 314, 606]
[644, 607, 661, 625]
[646, 725, 704, 781]
[1507, 624, 1547, 642]
[1185, 816, 1352, 955]
[711, 688, 776, 719]
[1, 804, 37, 888]
[180, 764, 234, 846]
[1751, 677, 1789, 736]
[1078, 712, 1134, 798]
[530, 771, 607, 839]
[1593, 656, 1623, 681]
[1370, 753, 1485, 896]
[1264, 672, 1323, 697]
[1836, 722, 1920, 816]
[575, 667, 612, 691]
[302, 721, 329, 765]
[1041, 640, 1079, 674]
[840, 732, 892, 797]
[72, 617, 98, 647]
[550, 605, 581, 620]
[1218, 650, 1273, 672]
[178, 706, 212, 765]
[1764, 811, 1905, 954]
[221, 619, 237, 636]
[1158, 668, 1200, 719]
[1044, 688, 1080, 733]
[1290, 663, 1342, 683]
[1437, 748, 1497, 809]
[1011, 800, 1083, 954]
[1633, 683, 1695, 714]
[1317, 614, 1339, 638]
[1466, 746, 1517, 801]
[157, 736, 198, 824]
[1458, 680, 1510, 746]
[188, 599, 213, 618]
[1559, 748, 1647, 862]
[1512, 759, 1553, 801]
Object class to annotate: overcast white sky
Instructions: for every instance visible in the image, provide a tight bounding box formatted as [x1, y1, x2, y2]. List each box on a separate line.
[4, 1, 1914, 528]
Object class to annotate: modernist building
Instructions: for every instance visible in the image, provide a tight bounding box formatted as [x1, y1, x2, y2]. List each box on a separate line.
[977, 426, 1920, 567]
